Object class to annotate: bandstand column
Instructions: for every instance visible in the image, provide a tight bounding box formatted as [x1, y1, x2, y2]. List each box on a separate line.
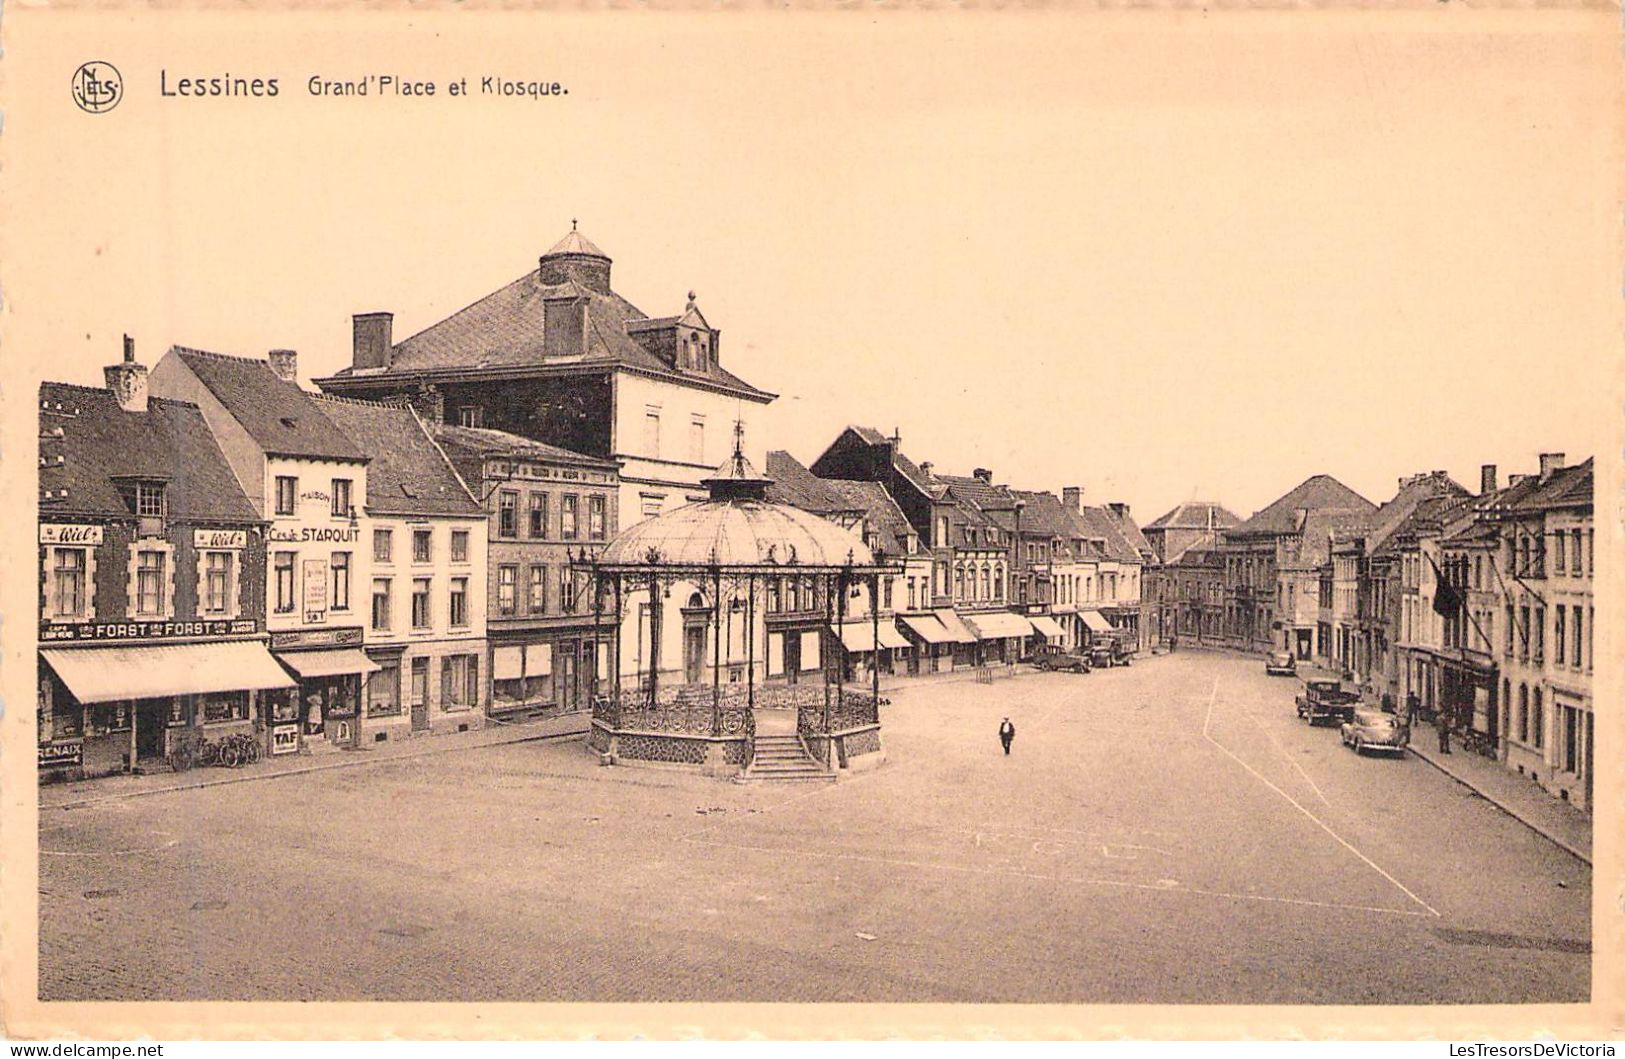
[647, 570, 661, 706]
[711, 566, 723, 737]
[870, 571, 882, 722]
[746, 574, 756, 711]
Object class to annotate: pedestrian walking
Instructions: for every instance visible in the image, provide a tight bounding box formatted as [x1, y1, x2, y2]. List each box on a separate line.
[1436, 708, 1451, 755]
[999, 717, 1016, 756]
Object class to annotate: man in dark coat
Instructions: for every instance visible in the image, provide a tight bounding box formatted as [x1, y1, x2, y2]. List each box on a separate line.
[1436, 707, 1452, 755]
[999, 717, 1016, 755]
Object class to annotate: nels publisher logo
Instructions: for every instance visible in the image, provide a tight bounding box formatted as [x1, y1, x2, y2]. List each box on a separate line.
[72, 61, 123, 113]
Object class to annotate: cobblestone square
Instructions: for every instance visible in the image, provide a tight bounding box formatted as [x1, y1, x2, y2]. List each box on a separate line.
[39, 652, 1590, 1004]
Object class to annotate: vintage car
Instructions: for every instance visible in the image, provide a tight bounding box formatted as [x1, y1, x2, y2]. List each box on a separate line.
[1031, 645, 1090, 673]
[1265, 651, 1297, 676]
[1295, 679, 1362, 726]
[1340, 708, 1410, 755]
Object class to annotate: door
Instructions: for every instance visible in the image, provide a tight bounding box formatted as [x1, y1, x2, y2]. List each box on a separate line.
[684, 624, 707, 684]
[784, 630, 801, 684]
[410, 658, 430, 731]
[558, 641, 579, 710]
[134, 698, 167, 763]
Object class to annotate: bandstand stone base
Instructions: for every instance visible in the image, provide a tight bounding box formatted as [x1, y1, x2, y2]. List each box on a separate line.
[800, 723, 886, 774]
[588, 720, 752, 778]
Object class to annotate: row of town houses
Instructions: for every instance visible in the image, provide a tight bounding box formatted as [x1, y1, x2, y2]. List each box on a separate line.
[1143, 461, 1595, 812]
[36, 226, 1592, 814]
[37, 229, 1155, 782]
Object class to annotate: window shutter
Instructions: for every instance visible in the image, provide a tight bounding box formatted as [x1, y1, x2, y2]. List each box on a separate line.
[440, 659, 453, 707]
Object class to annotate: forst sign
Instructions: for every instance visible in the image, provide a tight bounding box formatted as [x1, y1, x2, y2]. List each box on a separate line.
[40, 618, 260, 643]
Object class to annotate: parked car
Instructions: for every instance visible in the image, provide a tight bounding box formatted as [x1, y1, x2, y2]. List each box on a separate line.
[1032, 646, 1090, 673]
[1088, 640, 1116, 669]
[1340, 708, 1410, 755]
[1295, 679, 1361, 726]
[1265, 651, 1296, 676]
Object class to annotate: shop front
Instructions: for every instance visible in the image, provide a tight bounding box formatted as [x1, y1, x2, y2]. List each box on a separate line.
[962, 611, 1036, 664]
[38, 637, 296, 780]
[490, 629, 606, 719]
[269, 627, 378, 754]
[835, 620, 911, 682]
[898, 613, 957, 674]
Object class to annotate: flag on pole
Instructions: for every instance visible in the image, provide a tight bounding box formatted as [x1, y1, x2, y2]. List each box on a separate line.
[1429, 554, 1461, 618]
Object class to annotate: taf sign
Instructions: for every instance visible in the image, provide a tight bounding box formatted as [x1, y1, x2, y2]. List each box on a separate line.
[38, 740, 83, 769]
[40, 524, 103, 546]
[194, 529, 247, 550]
[39, 618, 259, 642]
[270, 725, 299, 756]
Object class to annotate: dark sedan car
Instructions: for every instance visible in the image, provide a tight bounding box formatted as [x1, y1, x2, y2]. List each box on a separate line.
[1032, 647, 1090, 673]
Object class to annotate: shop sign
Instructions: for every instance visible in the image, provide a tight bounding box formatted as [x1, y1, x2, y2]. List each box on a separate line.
[302, 558, 329, 623]
[40, 524, 103, 546]
[193, 529, 247, 550]
[39, 618, 259, 642]
[270, 725, 299, 756]
[38, 740, 83, 769]
[270, 627, 363, 650]
[269, 525, 360, 544]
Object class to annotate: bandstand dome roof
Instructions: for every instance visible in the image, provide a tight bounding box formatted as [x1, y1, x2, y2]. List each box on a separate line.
[598, 445, 880, 570]
[601, 499, 878, 569]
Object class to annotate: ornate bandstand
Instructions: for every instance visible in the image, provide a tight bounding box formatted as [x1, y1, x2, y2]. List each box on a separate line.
[573, 435, 896, 778]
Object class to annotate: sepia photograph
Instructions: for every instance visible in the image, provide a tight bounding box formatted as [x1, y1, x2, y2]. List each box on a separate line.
[1, 5, 1617, 1041]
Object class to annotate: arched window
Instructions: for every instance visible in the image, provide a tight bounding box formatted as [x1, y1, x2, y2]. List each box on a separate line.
[687, 591, 706, 610]
[954, 565, 965, 600]
[981, 565, 991, 600]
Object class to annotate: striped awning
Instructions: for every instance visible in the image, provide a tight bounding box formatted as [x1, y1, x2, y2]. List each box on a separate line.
[962, 611, 1036, 641]
[1081, 610, 1115, 634]
[42, 641, 297, 705]
[837, 622, 909, 652]
[275, 648, 382, 679]
[898, 614, 954, 644]
[1029, 615, 1067, 640]
[931, 609, 979, 644]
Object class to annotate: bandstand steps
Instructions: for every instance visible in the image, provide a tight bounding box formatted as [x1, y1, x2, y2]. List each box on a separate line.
[740, 734, 835, 783]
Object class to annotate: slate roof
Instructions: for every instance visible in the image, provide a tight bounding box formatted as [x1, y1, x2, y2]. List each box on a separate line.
[1229, 474, 1376, 536]
[318, 233, 772, 400]
[1372, 494, 1474, 557]
[1511, 458, 1593, 512]
[823, 479, 916, 556]
[1167, 545, 1224, 569]
[1107, 508, 1154, 560]
[1008, 490, 1079, 538]
[1292, 509, 1376, 568]
[1363, 472, 1470, 554]
[432, 423, 619, 468]
[938, 473, 1015, 515]
[39, 382, 260, 524]
[1068, 505, 1143, 563]
[310, 396, 482, 518]
[173, 348, 368, 461]
[1146, 501, 1242, 532]
[765, 450, 857, 515]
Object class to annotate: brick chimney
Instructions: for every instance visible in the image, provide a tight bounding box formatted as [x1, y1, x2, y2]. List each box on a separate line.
[267, 349, 298, 383]
[920, 461, 934, 479]
[104, 334, 149, 413]
[1108, 502, 1130, 519]
[407, 385, 445, 425]
[352, 312, 394, 371]
[1539, 452, 1565, 482]
[1062, 486, 1082, 511]
[973, 468, 993, 484]
[1480, 464, 1498, 495]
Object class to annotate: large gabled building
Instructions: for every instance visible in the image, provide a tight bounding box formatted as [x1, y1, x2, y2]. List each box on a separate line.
[313, 227, 775, 526]
[1220, 474, 1376, 657]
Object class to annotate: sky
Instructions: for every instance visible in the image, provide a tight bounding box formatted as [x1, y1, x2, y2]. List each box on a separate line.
[7, 10, 1618, 524]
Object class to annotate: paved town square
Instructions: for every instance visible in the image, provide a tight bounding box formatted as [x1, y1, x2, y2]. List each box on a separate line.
[40, 651, 1589, 1005]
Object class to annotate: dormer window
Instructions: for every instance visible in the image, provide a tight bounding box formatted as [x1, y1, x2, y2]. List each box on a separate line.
[132, 482, 165, 517]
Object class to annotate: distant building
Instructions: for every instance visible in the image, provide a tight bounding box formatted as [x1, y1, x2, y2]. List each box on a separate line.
[313, 396, 491, 739]
[150, 345, 380, 754]
[433, 425, 619, 720]
[38, 340, 290, 779]
[1143, 501, 1240, 650]
[313, 227, 775, 524]
[1220, 475, 1376, 657]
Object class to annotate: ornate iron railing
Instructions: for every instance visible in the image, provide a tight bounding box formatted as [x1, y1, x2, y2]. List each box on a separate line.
[595, 683, 884, 734]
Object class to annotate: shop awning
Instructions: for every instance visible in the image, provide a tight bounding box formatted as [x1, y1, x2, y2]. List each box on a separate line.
[1030, 615, 1067, 640]
[899, 614, 954, 644]
[836, 622, 910, 653]
[41, 641, 297, 705]
[962, 611, 1036, 641]
[274, 648, 382, 679]
[1081, 610, 1114, 634]
[932, 609, 980, 644]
